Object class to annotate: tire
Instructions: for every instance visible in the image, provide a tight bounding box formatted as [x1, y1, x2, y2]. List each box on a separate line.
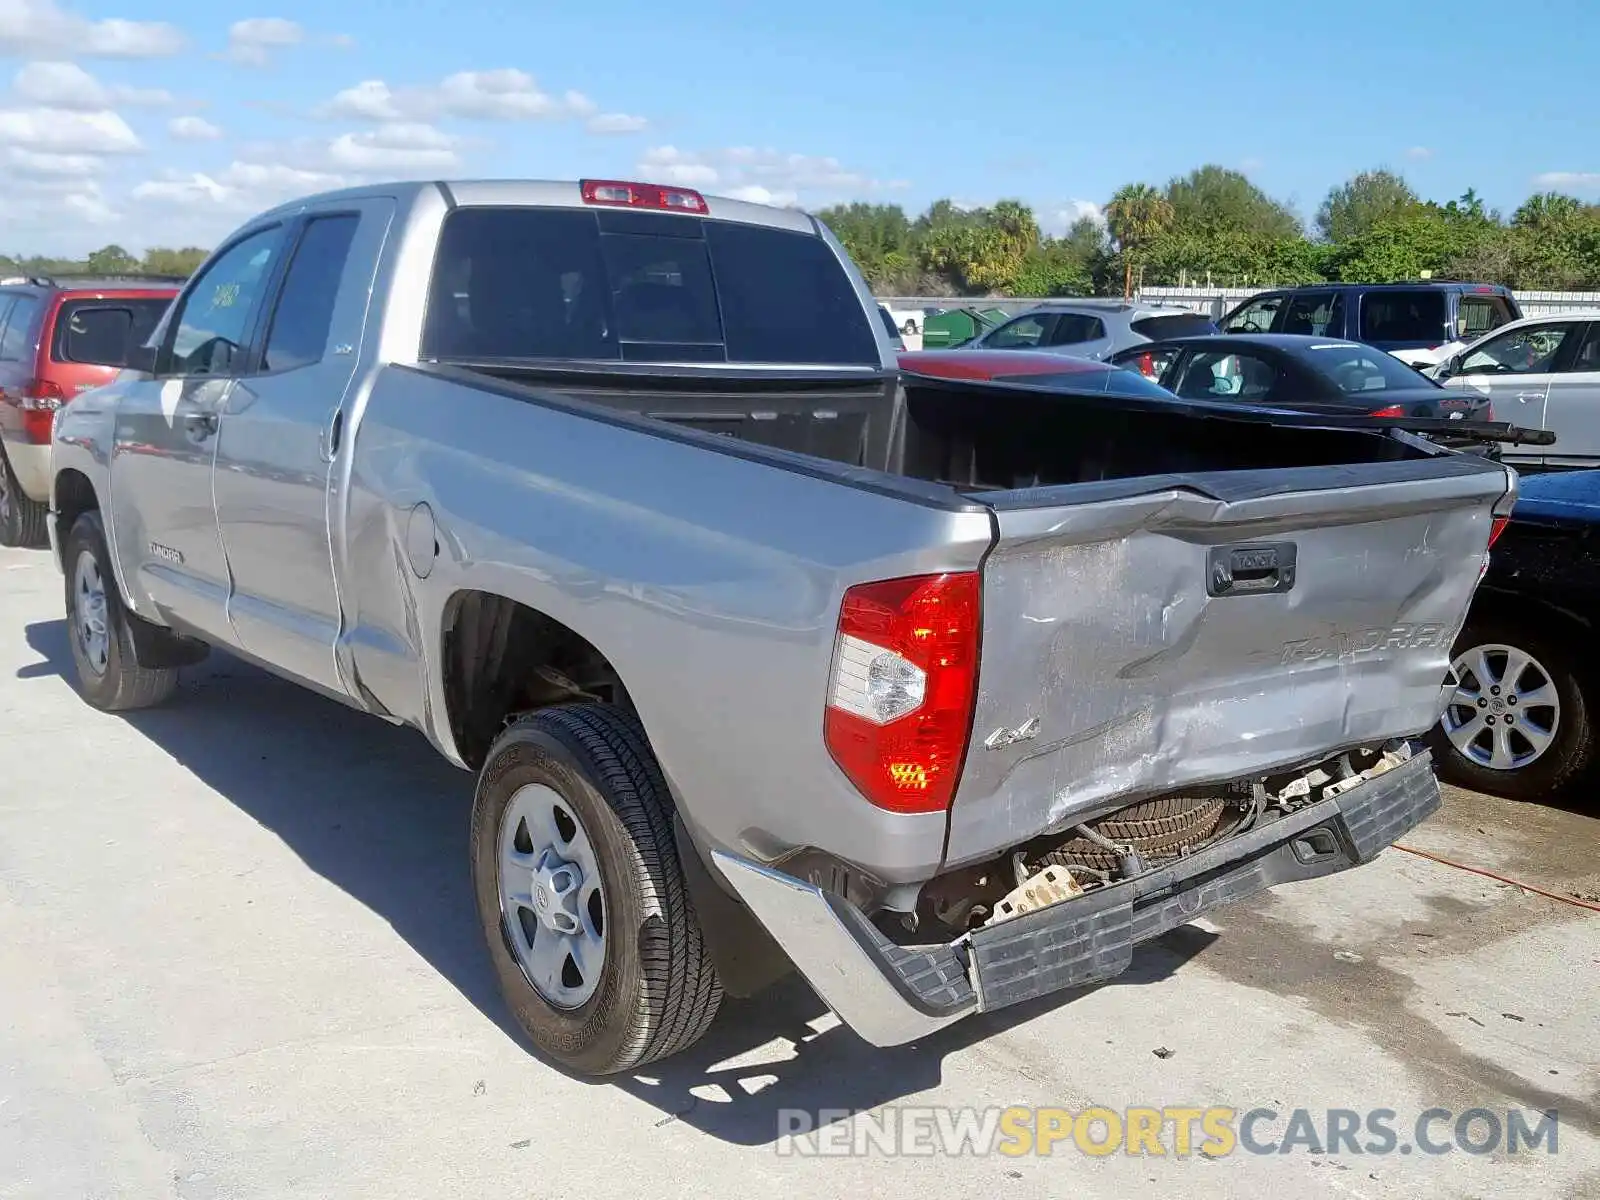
[62, 510, 180, 711]
[1425, 613, 1597, 802]
[0, 447, 47, 549]
[1046, 794, 1226, 871]
[471, 702, 723, 1076]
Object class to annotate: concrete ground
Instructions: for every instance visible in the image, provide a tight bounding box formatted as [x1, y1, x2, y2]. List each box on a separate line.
[1, 541, 1596, 1200]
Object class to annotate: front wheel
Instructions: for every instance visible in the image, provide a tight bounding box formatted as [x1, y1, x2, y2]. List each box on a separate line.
[471, 703, 723, 1075]
[1426, 615, 1597, 801]
[63, 511, 180, 711]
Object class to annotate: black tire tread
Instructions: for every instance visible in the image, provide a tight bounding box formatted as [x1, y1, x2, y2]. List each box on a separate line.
[0, 450, 47, 549]
[497, 703, 722, 1072]
[1045, 795, 1227, 870]
[63, 511, 179, 711]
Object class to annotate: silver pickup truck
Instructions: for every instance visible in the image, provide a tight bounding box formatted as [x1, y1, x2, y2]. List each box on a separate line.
[50, 178, 1517, 1077]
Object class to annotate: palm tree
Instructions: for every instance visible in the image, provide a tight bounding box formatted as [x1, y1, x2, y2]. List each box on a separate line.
[1105, 184, 1173, 297]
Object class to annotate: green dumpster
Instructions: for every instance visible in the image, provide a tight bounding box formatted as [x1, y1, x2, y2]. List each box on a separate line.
[920, 306, 1007, 349]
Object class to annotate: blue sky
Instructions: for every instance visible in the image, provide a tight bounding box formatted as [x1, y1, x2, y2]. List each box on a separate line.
[3, 0, 1597, 254]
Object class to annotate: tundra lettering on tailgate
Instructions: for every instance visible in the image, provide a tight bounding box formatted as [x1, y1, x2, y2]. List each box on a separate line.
[1280, 623, 1449, 665]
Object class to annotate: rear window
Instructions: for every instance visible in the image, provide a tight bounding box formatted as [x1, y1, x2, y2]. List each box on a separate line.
[51, 297, 172, 367]
[1359, 290, 1448, 343]
[0, 295, 41, 361]
[1456, 293, 1514, 340]
[995, 367, 1177, 399]
[422, 207, 879, 366]
[1129, 313, 1217, 340]
[1287, 342, 1436, 392]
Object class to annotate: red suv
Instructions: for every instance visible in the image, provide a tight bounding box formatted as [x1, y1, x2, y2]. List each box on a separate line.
[0, 275, 181, 546]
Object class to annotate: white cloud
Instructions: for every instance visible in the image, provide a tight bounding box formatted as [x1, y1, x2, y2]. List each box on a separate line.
[133, 160, 346, 212]
[222, 17, 303, 66]
[636, 146, 897, 205]
[0, 0, 183, 57]
[325, 123, 461, 171]
[1533, 171, 1600, 192]
[586, 111, 648, 135]
[0, 106, 141, 154]
[10, 60, 173, 109]
[168, 115, 222, 141]
[5, 146, 100, 176]
[1040, 199, 1105, 236]
[318, 69, 614, 126]
[1406, 146, 1435, 161]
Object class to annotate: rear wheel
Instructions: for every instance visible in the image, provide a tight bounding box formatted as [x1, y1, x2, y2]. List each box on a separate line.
[0, 448, 47, 548]
[1426, 615, 1597, 801]
[63, 511, 180, 711]
[471, 703, 722, 1075]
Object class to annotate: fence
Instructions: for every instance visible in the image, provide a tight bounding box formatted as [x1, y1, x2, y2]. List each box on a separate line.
[876, 288, 1600, 320]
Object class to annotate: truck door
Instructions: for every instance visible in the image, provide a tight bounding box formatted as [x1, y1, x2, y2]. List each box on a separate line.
[108, 223, 289, 642]
[211, 199, 394, 697]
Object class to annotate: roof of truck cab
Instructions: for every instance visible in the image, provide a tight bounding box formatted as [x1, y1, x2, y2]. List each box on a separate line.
[250, 178, 819, 234]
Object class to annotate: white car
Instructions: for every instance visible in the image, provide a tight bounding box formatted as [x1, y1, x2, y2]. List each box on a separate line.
[1432, 310, 1600, 468]
[881, 305, 927, 336]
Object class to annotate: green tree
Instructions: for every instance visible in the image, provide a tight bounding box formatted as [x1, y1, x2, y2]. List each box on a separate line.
[1316, 169, 1418, 243]
[1104, 184, 1173, 296]
[1164, 165, 1302, 241]
[141, 246, 209, 277]
[84, 244, 140, 274]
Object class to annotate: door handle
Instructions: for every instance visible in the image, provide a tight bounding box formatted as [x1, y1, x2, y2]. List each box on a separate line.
[319, 410, 344, 461]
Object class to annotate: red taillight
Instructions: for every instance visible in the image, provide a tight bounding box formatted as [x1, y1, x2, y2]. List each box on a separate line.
[1369, 404, 1406, 418]
[19, 380, 66, 444]
[580, 178, 709, 214]
[1137, 351, 1156, 379]
[823, 572, 981, 814]
[1488, 517, 1509, 548]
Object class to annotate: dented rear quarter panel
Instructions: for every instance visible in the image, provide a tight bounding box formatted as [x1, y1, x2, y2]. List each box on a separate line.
[946, 456, 1515, 868]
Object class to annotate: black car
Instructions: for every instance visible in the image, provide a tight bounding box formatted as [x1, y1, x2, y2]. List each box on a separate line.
[1109, 333, 1492, 422]
[1425, 469, 1600, 802]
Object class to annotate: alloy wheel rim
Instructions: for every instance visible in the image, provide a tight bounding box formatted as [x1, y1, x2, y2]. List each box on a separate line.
[72, 549, 110, 677]
[1440, 642, 1560, 771]
[497, 783, 607, 1009]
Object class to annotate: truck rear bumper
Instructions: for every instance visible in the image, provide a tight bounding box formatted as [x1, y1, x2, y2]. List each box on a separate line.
[712, 748, 1439, 1047]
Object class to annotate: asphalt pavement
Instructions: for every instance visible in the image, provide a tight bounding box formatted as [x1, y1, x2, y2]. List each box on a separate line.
[1, 541, 1596, 1199]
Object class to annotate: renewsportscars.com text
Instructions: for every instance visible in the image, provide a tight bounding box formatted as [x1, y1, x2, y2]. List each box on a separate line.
[775, 1105, 1561, 1158]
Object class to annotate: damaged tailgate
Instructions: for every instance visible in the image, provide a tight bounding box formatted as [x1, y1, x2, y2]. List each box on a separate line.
[947, 454, 1515, 863]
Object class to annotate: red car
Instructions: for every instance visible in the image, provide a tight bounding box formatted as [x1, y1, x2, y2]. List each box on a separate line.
[0, 275, 181, 546]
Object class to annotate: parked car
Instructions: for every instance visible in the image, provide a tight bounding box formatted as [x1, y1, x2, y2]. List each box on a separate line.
[899, 347, 1188, 398]
[53, 176, 1514, 1079]
[1220, 283, 1520, 367]
[1430, 311, 1600, 471]
[1109, 333, 1493, 421]
[0, 274, 181, 546]
[1426, 468, 1600, 801]
[962, 300, 1217, 361]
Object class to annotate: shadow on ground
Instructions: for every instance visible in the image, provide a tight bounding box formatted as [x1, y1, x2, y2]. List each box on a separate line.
[24, 617, 1216, 1145]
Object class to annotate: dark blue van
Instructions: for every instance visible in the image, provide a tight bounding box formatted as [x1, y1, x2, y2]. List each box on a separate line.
[1220, 282, 1520, 356]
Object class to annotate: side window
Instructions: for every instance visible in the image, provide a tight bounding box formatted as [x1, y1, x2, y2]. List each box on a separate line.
[985, 315, 1049, 349]
[261, 215, 361, 373]
[1281, 292, 1338, 336]
[1564, 323, 1600, 374]
[1456, 294, 1514, 342]
[1175, 350, 1279, 400]
[0, 296, 41, 361]
[0, 297, 16, 355]
[1459, 323, 1574, 376]
[160, 225, 285, 377]
[1223, 295, 1282, 333]
[1045, 314, 1106, 346]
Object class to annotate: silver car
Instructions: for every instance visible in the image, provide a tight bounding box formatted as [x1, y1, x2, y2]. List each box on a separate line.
[1433, 310, 1600, 469]
[961, 300, 1218, 361]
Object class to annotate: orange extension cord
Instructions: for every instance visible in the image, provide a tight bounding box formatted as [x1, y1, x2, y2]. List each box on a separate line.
[1391, 842, 1600, 914]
